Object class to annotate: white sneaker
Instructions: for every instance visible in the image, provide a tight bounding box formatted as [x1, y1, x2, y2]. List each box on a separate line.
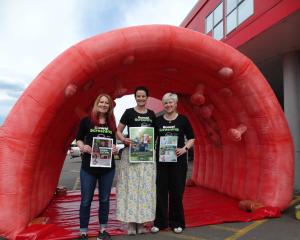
[151, 226, 160, 233]
[173, 227, 183, 234]
[128, 223, 136, 235]
[137, 223, 146, 234]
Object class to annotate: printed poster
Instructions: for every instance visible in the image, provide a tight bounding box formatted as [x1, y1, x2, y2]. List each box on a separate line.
[129, 127, 154, 163]
[90, 137, 113, 168]
[159, 136, 178, 162]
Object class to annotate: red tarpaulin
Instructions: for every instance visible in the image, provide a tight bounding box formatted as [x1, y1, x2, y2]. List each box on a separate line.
[16, 186, 281, 239]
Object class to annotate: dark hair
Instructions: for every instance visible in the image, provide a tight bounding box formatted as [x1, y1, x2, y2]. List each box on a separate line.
[134, 86, 149, 97]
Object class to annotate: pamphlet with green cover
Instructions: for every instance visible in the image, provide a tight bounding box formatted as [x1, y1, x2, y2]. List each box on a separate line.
[129, 127, 154, 163]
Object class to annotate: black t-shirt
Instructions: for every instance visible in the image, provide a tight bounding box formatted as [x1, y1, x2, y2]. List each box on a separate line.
[76, 117, 116, 175]
[156, 114, 194, 165]
[120, 107, 156, 130]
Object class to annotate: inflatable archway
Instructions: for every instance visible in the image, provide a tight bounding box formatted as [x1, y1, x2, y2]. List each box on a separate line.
[0, 25, 294, 239]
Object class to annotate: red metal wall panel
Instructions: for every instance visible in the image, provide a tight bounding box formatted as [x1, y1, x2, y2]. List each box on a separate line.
[182, 0, 300, 47]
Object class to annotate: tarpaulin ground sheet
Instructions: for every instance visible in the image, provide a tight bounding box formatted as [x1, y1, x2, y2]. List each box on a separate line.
[16, 186, 280, 239]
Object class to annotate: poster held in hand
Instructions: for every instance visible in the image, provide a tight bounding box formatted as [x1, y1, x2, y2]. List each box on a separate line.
[129, 127, 154, 163]
[90, 137, 113, 168]
[159, 136, 178, 162]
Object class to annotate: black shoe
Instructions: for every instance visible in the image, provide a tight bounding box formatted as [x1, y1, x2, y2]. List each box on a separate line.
[97, 230, 112, 240]
[79, 233, 88, 240]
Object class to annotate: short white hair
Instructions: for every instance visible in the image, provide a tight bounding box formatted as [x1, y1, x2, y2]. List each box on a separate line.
[162, 93, 178, 104]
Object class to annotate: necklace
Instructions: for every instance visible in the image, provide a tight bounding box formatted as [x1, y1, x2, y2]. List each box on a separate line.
[134, 106, 147, 114]
[164, 113, 178, 123]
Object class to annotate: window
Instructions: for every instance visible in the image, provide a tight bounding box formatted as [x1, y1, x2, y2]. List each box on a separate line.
[205, 2, 224, 40]
[205, 0, 254, 39]
[214, 3, 223, 24]
[206, 13, 213, 33]
[226, 0, 253, 34]
[226, 9, 237, 33]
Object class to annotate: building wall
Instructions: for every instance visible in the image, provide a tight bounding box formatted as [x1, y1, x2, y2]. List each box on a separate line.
[182, 0, 300, 48]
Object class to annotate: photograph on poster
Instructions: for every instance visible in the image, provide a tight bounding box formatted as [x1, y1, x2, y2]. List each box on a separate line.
[129, 127, 154, 163]
[90, 137, 113, 167]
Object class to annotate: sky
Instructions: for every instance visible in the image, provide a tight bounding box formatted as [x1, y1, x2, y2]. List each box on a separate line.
[0, 0, 198, 125]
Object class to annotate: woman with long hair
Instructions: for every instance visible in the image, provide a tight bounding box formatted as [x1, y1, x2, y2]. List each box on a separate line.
[76, 93, 117, 240]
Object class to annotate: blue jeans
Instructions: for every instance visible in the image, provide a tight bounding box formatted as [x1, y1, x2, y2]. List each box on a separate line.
[79, 168, 115, 231]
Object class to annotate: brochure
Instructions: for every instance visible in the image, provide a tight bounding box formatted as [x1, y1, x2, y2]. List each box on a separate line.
[159, 136, 178, 162]
[90, 137, 113, 168]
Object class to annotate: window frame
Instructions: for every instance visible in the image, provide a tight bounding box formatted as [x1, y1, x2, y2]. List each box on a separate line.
[205, 1, 224, 40]
[225, 0, 254, 34]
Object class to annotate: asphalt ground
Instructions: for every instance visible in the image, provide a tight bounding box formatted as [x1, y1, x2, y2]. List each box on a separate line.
[59, 155, 300, 240]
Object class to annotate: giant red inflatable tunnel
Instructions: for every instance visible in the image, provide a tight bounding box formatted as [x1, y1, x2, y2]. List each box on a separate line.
[0, 25, 294, 239]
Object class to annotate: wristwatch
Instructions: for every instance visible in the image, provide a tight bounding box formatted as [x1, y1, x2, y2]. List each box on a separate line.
[185, 146, 189, 151]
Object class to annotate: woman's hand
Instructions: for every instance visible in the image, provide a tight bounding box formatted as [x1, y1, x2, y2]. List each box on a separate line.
[80, 144, 92, 154]
[112, 144, 118, 155]
[122, 138, 132, 146]
[175, 147, 187, 157]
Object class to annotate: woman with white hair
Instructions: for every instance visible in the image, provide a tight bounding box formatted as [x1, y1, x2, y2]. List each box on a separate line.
[151, 92, 195, 234]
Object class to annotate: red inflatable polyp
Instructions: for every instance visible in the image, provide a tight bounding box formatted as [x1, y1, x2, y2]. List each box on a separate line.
[0, 25, 294, 239]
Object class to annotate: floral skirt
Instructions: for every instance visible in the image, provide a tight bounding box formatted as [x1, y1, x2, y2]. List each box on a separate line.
[116, 148, 156, 223]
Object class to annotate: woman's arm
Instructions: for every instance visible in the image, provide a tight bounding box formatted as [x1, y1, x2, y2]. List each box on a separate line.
[76, 140, 92, 154]
[175, 115, 195, 156]
[76, 117, 92, 154]
[184, 139, 195, 151]
[116, 122, 131, 145]
[175, 138, 195, 157]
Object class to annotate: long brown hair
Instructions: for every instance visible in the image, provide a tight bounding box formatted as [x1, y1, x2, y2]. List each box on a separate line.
[90, 94, 116, 132]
